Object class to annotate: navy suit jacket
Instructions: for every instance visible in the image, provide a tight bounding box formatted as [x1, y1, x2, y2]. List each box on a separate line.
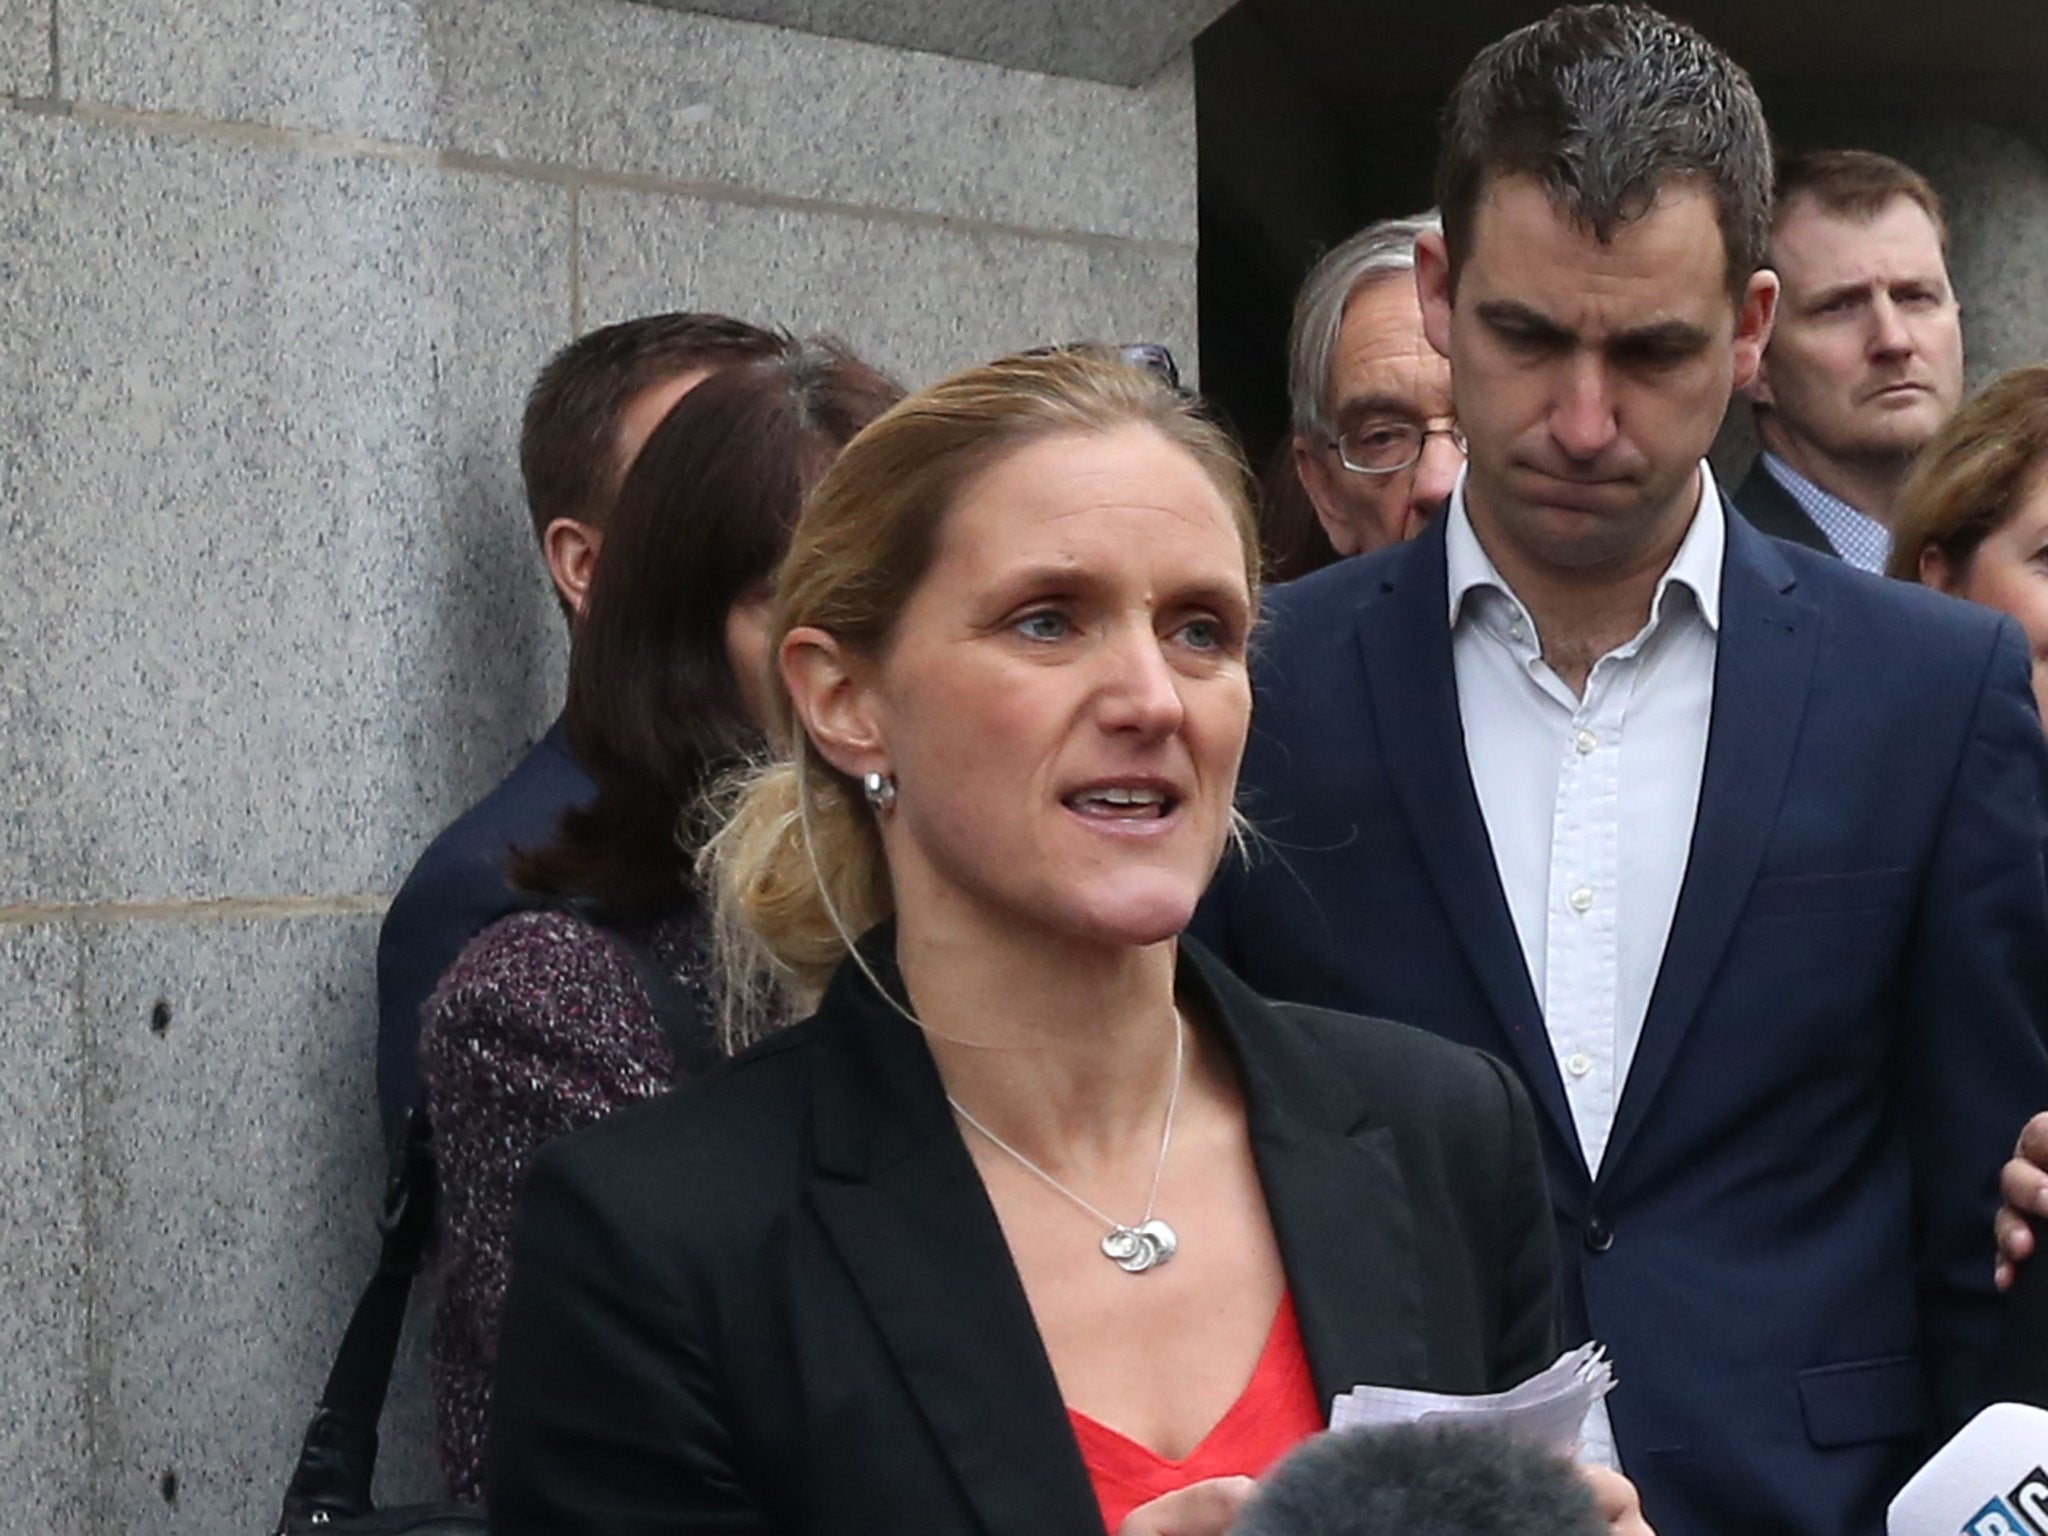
[375, 718, 595, 1136]
[1733, 457, 1838, 558]
[1196, 508, 2048, 1536]
[1997, 1219, 2048, 1408]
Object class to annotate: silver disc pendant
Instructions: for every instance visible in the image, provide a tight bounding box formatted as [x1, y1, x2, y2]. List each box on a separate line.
[1101, 1218, 1179, 1273]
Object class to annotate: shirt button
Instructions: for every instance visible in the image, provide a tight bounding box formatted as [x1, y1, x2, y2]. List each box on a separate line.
[1569, 887, 1595, 913]
[1574, 729, 1598, 755]
[1564, 1052, 1593, 1078]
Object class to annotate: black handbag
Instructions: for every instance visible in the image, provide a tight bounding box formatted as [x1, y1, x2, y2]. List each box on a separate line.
[272, 1107, 488, 1534]
[273, 919, 717, 1534]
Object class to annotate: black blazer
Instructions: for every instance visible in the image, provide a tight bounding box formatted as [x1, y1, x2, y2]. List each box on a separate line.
[487, 938, 1560, 1536]
[1732, 457, 1838, 557]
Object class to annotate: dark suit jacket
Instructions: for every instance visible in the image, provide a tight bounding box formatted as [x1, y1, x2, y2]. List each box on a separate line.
[375, 719, 595, 1136]
[1996, 1219, 2048, 1408]
[1733, 457, 1838, 557]
[1195, 509, 2048, 1536]
[486, 938, 1560, 1536]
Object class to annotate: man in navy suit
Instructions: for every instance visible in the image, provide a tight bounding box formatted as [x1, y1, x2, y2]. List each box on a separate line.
[375, 313, 779, 1138]
[1197, 9, 2048, 1536]
[1733, 149, 1964, 571]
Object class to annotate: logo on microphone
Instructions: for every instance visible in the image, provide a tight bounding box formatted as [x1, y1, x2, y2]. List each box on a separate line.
[1964, 1468, 2048, 1535]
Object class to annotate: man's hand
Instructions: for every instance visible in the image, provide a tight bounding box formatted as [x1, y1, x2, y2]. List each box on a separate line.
[1583, 1465, 1656, 1536]
[1995, 1111, 2048, 1290]
[1119, 1476, 1257, 1536]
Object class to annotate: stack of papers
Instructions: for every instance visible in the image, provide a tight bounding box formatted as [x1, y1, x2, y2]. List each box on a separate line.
[1327, 1343, 1616, 1454]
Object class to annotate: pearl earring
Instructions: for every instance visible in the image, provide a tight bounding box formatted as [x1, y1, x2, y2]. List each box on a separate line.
[861, 770, 897, 813]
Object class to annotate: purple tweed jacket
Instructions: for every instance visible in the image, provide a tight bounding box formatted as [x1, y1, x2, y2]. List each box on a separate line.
[419, 904, 713, 1503]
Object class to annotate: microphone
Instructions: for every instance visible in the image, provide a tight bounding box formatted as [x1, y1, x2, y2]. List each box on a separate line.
[1229, 1422, 1604, 1536]
[1888, 1404, 2048, 1536]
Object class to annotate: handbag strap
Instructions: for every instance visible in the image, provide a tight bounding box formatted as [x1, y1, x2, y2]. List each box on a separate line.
[605, 924, 724, 1081]
[276, 1106, 440, 1528]
[277, 902, 716, 1530]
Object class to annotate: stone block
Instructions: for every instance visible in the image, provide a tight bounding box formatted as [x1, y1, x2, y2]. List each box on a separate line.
[579, 188, 1199, 392]
[0, 112, 571, 907]
[1, 0, 46, 95]
[0, 923, 92, 1536]
[629, 0, 1230, 88]
[1883, 122, 2048, 386]
[79, 911, 441, 1533]
[62, 0, 1196, 244]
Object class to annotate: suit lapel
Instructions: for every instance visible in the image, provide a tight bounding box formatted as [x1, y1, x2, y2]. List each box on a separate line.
[1599, 520, 1818, 1184]
[805, 959, 1101, 1536]
[1188, 948, 1430, 1407]
[1354, 524, 1582, 1170]
[806, 940, 1450, 1520]
[1734, 460, 1836, 557]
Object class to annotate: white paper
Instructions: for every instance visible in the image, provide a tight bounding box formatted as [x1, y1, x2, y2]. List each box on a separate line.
[1327, 1342, 1616, 1455]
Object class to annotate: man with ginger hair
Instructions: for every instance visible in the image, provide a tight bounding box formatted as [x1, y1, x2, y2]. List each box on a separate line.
[1736, 149, 1965, 570]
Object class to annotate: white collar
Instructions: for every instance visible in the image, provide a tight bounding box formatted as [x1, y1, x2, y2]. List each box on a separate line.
[1445, 465, 1726, 639]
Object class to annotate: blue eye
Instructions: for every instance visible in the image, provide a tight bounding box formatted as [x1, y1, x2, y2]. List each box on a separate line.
[1015, 610, 1070, 641]
[1178, 617, 1223, 651]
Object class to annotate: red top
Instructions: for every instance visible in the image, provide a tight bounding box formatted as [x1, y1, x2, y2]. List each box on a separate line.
[1066, 1292, 1324, 1533]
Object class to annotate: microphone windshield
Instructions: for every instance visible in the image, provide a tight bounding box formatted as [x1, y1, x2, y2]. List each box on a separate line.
[1230, 1421, 1603, 1536]
[1888, 1403, 2048, 1536]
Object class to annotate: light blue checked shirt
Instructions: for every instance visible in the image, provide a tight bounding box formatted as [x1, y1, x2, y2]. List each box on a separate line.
[1759, 453, 1893, 574]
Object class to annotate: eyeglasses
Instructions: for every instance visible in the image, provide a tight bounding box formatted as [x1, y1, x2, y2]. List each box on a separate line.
[1327, 420, 1467, 476]
[1020, 342, 1184, 395]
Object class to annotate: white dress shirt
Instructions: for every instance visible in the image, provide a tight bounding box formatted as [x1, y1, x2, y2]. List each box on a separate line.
[1446, 467, 1726, 1470]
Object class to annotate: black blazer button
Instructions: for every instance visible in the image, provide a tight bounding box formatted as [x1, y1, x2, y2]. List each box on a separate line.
[1584, 1217, 1614, 1254]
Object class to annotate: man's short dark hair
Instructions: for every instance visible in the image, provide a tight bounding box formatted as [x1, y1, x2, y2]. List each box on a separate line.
[519, 311, 782, 545]
[512, 338, 903, 917]
[1435, 3, 1773, 301]
[1774, 148, 1948, 249]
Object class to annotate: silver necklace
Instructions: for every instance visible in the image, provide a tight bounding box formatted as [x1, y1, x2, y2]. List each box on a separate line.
[947, 1010, 1184, 1274]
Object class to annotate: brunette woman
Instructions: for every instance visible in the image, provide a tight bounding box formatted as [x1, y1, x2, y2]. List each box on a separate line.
[1889, 362, 2048, 725]
[418, 337, 900, 1500]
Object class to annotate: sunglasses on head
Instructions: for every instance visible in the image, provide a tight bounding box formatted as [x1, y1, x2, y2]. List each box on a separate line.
[1018, 341, 1184, 395]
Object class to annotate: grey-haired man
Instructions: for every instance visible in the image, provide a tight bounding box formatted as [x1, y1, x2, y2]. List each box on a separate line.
[1288, 212, 1464, 557]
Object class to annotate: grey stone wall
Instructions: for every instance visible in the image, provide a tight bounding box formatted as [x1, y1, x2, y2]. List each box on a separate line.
[0, 4, 1197, 1530]
[635, 0, 1234, 85]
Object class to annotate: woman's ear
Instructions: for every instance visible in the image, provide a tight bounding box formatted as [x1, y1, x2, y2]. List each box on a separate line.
[780, 626, 887, 780]
[1918, 542, 1958, 594]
